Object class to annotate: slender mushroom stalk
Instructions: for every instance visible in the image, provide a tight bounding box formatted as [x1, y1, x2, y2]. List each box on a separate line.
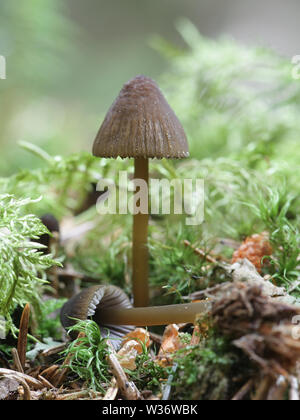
[92, 76, 189, 307]
[132, 158, 149, 307]
[61, 285, 210, 344]
[96, 301, 210, 326]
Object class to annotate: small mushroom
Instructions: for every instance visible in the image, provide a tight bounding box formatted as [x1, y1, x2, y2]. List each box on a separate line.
[93, 75, 189, 307]
[38, 214, 60, 254]
[61, 285, 210, 346]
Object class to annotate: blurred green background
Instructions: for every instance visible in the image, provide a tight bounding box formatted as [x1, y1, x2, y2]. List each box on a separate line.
[0, 0, 299, 175]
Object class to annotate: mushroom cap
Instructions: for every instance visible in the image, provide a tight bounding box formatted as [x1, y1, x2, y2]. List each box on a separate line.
[92, 75, 189, 159]
[60, 285, 134, 348]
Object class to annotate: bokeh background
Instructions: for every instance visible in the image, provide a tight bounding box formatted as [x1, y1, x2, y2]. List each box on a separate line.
[0, 0, 299, 175]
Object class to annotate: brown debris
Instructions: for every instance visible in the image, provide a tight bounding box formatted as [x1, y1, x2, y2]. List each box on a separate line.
[211, 282, 300, 377]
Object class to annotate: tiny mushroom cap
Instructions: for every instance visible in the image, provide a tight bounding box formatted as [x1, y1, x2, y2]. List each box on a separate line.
[60, 285, 134, 348]
[92, 75, 189, 159]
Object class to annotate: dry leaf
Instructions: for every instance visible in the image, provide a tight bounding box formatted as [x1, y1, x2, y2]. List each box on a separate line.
[159, 324, 182, 356]
[117, 341, 139, 370]
[122, 328, 150, 353]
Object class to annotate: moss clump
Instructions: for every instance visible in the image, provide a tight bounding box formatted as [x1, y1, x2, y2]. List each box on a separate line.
[170, 330, 250, 400]
[62, 320, 112, 393]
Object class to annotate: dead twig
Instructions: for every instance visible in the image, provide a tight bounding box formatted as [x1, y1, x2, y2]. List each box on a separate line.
[11, 348, 24, 374]
[107, 339, 142, 400]
[184, 240, 219, 265]
[107, 352, 142, 400]
[103, 377, 118, 400]
[40, 365, 60, 382]
[232, 379, 253, 400]
[38, 375, 55, 390]
[16, 377, 32, 400]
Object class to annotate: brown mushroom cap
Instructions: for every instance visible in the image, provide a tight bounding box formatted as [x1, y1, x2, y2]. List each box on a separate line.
[92, 75, 189, 159]
[60, 285, 134, 347]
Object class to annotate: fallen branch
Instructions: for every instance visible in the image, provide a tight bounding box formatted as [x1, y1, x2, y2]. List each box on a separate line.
[107, 353, 142, 400]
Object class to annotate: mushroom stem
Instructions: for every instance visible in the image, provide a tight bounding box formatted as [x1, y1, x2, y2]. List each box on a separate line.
[96, 301, 210, 327]
[132, 157, 149, 307]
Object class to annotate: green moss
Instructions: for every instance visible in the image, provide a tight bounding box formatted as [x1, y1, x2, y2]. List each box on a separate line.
[0, 195, 60, 336]
[170, 331, 251, 400]
[126, 342, 169, 394]
[62, 320, 112, 393]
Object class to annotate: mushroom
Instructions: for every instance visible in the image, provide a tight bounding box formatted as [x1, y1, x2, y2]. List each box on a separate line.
[60, 285, 210, 346]
[92, 75, 189, 307]
[38, 214, 60, 254]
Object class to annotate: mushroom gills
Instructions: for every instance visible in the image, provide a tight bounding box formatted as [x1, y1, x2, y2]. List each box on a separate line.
[60, 285, 134, 348]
